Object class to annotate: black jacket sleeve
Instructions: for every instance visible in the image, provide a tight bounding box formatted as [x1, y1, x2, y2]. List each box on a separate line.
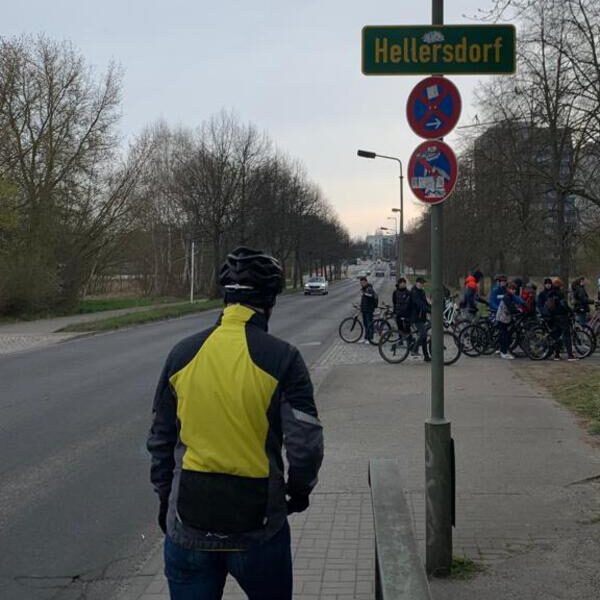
[280, 349, 324, 497]
[147, 355, 178, 503]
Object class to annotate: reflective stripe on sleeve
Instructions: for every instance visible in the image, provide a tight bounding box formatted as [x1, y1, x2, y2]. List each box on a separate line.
[292, 409, 321, 426]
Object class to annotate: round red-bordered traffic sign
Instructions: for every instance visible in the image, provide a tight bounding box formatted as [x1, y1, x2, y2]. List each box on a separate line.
[408, 140, 458, 205]
[406, 76, 462, 139]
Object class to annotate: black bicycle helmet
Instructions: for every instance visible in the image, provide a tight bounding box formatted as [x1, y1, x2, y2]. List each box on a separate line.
[219, 246, 283, 308]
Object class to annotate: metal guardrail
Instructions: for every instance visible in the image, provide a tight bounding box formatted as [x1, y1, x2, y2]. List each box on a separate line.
[369, 459, 432, 600]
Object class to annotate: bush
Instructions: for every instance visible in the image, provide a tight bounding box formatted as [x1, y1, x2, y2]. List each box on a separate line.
[0, 252, 61, 315]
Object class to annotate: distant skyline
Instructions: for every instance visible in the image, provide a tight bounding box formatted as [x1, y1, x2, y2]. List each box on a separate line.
[2, 1, 506, 237]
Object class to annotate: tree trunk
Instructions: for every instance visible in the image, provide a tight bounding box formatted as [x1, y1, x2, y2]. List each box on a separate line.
[211, 235, 221, 298]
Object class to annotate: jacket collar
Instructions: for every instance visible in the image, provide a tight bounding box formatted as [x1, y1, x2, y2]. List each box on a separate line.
[220, 304, 268, 331]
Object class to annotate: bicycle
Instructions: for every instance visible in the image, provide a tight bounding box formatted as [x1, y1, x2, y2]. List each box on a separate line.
[459, 312, 536, 358]
[370, 303, 394, 346]
[338, 303, 393, 345]
[452, 299, 491, 338]
[443, 295, 461, 330]
[575, 302, 599, 352]
[338, 304, 366, 343]
[458, 322, 489, 357]
[378, 321, 461, 366]
[522, 314, 594, 360]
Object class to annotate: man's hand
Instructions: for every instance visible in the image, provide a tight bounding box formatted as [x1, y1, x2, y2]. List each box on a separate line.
[286, 494, 309, 515]
[158, 500, 168, 534]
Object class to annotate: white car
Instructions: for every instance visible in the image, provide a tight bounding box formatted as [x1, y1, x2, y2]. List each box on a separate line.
[304, 276, 329, 295]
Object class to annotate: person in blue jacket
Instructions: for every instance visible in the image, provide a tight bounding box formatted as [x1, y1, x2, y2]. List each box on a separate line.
[488, 274, 508, 317]
[495, 281, 526, 359]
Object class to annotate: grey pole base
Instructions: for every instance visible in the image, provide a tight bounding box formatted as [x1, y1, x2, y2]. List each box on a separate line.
[425, 419, 453, 577]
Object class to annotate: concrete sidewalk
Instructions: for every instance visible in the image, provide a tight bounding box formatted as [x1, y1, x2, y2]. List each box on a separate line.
[127, 340, 600, 600]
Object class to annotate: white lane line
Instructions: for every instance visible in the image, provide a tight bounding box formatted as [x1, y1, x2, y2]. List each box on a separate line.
[298, 341, 323, 347]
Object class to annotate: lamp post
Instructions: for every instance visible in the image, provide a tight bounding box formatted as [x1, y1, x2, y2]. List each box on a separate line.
[180, 234, 202, 303]
[357, 149, 404, 277]
[387, 216, 398, 273]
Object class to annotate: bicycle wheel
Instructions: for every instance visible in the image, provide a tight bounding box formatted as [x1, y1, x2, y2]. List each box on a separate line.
[523, 327, 552, 361]
[427, 331, 462, 365]
[452, 318, 471, 336]
[481, 323, 498, 355]
[592, 322, 600, 352]
[458, 324, 487, 357]
[509, 327, 527, 358]
[369, 318, 392, 346]
[339, 316, 363, 343]
[378, 329, 410, 364]
[575, 324, 596, 354]
[572, 327, 594, 359]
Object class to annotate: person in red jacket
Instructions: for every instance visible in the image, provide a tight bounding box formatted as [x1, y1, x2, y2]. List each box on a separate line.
[520, 282, 537, 316]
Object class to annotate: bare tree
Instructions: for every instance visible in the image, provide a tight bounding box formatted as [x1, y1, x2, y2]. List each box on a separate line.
[0, 35, 125, 310]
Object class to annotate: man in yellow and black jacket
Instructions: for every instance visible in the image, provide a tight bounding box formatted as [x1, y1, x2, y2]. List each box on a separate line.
[147, 247, 324, 599]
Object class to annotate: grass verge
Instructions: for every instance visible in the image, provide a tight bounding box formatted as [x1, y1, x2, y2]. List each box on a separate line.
[516, 362, 600, 436]
[58, 300, 223, 333]
[451, 556, 485, 580]
[0, 296, 185, 323]
[75, 296, 182, 313]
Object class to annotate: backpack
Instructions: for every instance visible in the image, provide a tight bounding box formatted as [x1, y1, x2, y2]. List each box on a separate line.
[496, 299, 512, 324]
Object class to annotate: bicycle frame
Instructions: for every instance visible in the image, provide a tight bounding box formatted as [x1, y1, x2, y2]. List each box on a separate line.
[443, 299, 459, 328]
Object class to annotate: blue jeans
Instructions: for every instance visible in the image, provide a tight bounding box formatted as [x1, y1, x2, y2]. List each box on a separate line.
[362, 310, 374, 340]
[497, 321, 510, 354]
[164, 522, 292, 600]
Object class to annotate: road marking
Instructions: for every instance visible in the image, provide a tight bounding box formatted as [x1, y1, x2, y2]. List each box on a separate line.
[299, 341, 322, 347]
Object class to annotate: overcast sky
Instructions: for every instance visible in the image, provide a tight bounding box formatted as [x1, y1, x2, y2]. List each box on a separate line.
[3, 0, 505, 237]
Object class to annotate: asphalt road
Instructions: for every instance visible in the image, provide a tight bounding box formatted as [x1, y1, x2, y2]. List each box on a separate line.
[0, 275, 376, 600]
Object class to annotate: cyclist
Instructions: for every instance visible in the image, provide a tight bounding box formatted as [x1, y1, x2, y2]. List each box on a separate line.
[546, 277, 577, 361]
[513, 277, 523, 297]
[537, 278, 553, 316]
[463, 275, 479, 315]
[488, 274, 508, 315]
[520, 282, 537, 317]
[147, 246, 324, 599]
[495, 282, 526, 360]
[409, 277, 431, 362]
[359, 276, 377, 344]
[393, 277, 413, 345]
[571, 277, 594, 325]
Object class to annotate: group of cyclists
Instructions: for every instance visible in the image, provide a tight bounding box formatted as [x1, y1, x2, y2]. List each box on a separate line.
[359, 275, 432, 361]
[358, 270, 599, 362]
[459, 272, 597, 361]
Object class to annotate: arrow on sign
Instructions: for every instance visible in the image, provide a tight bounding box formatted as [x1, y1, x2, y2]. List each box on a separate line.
[425, 117, 443, 130]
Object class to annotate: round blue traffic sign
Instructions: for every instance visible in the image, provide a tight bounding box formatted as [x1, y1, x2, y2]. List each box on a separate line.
[408, 140, 458, 205]
[406, 76, 462, 139]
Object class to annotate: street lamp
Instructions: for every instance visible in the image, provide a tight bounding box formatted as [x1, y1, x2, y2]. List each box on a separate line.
[357, 149, 404, 276]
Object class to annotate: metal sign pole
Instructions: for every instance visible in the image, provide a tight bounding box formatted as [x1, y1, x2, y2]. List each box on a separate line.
[425, 0, 453, 577]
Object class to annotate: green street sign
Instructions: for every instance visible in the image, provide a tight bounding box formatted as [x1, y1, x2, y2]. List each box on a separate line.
[362, 25, 516, 76]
